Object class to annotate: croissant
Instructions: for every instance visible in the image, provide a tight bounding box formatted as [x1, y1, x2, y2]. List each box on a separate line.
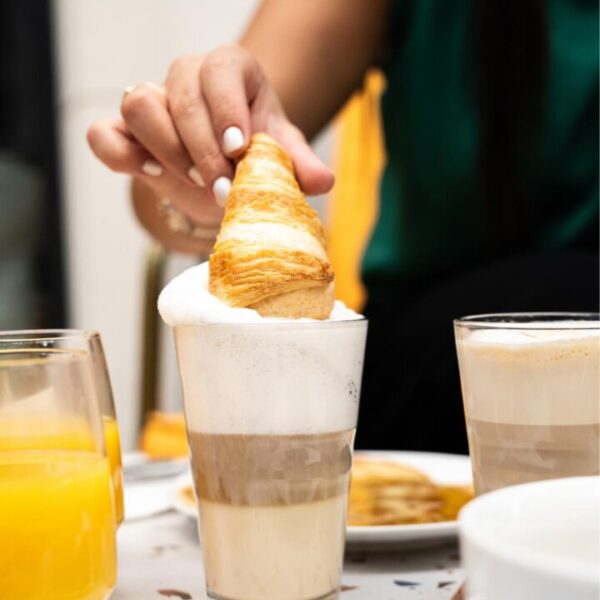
[209, 133, 335, 319]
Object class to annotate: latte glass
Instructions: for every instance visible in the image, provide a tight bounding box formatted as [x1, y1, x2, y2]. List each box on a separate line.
[454, 313, 600, 494]
[173, 319, 367, 600]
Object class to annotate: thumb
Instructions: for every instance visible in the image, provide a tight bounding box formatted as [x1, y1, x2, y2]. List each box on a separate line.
[268, 120, 334, 196]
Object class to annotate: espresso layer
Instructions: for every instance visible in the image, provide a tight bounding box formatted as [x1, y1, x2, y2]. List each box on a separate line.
[468, 420, 600, 493]
[190, 430, 354, 506]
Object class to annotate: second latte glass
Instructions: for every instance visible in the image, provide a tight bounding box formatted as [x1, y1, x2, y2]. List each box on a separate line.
[174, 319, 367, 600]
[455, 313, 600, 495]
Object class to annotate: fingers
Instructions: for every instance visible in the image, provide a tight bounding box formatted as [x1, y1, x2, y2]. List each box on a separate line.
[91, 46, 333, 210]
[269, 119, 335, 196]
[88, 116, 224, 232]
[200, 46, 263, 158]
[87, 118, 159, 175]
[145, 168, 225, 228]
[121, 83, 200, 187]
[166, 55, 235, 204]
[132, 179, 218, 256]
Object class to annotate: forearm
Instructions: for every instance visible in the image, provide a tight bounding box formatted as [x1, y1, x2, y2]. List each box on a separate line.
[240, 0, 390, 140]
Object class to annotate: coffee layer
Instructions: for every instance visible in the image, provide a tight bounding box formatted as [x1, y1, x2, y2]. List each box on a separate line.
[190, 430, 354, 506]
[468, 420, 600, 494]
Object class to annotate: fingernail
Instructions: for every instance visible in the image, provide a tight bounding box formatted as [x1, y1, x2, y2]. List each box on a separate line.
[213, 177, 231, 206]
[123, 85, 136, 97]
[188, 166, 205, 187]
[223, 126, 244, 155]
[142, 160, 163, 177]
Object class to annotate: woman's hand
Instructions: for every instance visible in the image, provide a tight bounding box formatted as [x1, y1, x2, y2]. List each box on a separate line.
[87, 1, 389, 254]
[87, 47, 334, 252]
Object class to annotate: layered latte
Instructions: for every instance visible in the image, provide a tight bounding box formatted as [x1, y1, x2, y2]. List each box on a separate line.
[161, 270, 367, 600]
[191, 431, 353, 599]
[456, 322, 600, 494]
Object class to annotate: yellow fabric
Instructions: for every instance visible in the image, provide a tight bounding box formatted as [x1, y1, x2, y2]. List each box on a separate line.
[326, 70, 386, 311]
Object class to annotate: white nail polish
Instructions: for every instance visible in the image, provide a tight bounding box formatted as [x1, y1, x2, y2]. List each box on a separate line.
[142, 160, 163, 177]
[213, 177, 232, 206]
[223, 126, 244, 155]
[188, 167, 205, 187]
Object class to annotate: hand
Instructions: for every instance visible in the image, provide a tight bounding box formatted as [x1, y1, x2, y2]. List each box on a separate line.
[87, 45, 334, 252]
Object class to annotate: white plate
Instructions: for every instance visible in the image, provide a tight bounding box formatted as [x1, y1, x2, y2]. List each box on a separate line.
[346, 451, 472, 550]
[171, 470, 197, 519]
[170, 450, 472, 550]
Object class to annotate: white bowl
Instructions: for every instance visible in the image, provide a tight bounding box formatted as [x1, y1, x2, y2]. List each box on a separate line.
[459, 477, 600, 600]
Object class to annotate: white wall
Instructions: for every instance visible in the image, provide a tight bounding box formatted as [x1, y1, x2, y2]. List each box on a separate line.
[53, 1, 332, 448]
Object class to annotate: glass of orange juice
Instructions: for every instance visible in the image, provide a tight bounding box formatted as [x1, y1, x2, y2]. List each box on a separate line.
[0, 330, 125, 524]
[85, 332, 124, 525]
[0, 332, 117, 600]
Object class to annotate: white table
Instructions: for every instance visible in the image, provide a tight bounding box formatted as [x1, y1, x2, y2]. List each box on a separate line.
[112, 511, 465, 599]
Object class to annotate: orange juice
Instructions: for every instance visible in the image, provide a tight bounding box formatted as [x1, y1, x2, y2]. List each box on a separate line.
[0, 415, 96, 452]
[0, 415, 124, 524]
[0, 450, 116, 599]
[103, 415, 124, 523]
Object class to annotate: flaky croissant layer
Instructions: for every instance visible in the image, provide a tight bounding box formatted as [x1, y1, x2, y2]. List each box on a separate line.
[209, 133, 335, 319]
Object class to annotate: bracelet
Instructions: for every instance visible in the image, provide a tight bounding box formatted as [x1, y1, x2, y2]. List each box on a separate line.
[157, 198, 219, 241]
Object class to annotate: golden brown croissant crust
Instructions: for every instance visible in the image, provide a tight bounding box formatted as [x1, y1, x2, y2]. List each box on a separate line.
[209, 133, 334, 318]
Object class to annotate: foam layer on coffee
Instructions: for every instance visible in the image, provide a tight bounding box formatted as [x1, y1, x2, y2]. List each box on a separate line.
[465, 324, 599, 345]
[456, 324, 599, 425]
[175, 319, 366, 434]
[158, 261, 361, 325]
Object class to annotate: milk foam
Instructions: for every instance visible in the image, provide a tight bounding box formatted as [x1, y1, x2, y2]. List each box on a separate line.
[158, 261, 361, 326]
[456, 322, 599, 425]
[159, 262, 366, 435]
[465, 324, 600, 346]
[175, 321, 366, 434]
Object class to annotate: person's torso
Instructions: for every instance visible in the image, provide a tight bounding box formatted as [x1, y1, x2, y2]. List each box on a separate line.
[363, 0, 599, 288]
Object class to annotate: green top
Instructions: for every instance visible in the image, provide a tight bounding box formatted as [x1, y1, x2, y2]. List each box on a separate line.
[362, 0, 598, 290]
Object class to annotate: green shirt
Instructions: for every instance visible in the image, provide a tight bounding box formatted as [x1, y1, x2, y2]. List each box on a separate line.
[363, 0, 598, 289]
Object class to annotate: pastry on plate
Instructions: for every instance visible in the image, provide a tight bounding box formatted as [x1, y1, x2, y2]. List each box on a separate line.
[348, 457, 473, 526]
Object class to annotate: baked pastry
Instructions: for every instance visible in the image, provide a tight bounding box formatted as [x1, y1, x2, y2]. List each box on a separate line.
[209, 133, 335, 319]
[139, 411, 189, 459]
[347, 457, 474, 526]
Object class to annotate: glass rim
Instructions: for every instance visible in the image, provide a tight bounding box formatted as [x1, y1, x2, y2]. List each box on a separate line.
[0, 346, 90, 360]
[0, 329, 100, 343]
[454, 312, 600, 331]
[173, 316, 368, 331]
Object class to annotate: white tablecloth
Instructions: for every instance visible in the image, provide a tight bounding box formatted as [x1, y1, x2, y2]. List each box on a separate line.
[112, 511, 464, 599]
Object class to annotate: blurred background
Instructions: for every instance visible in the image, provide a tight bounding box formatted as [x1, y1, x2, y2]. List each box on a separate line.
[2, 1, 597, 452]
[0, 0, 340, 449]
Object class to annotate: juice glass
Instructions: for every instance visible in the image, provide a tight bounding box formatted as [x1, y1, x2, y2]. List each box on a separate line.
[86, 332, 124, 524]
[0, 330, 124, 524]
[0, 333, 117, 600]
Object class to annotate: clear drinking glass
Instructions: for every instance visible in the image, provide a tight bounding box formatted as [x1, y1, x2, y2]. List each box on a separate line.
[454, 313, 600, 494]
[0, 331, 117, 599]
[86, 332, 124, 524]
[173, 319, 367, 600]
[0, 330, 124, 524]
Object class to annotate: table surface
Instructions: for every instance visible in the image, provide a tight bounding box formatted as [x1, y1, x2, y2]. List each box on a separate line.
[112, 510, 465, 600]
